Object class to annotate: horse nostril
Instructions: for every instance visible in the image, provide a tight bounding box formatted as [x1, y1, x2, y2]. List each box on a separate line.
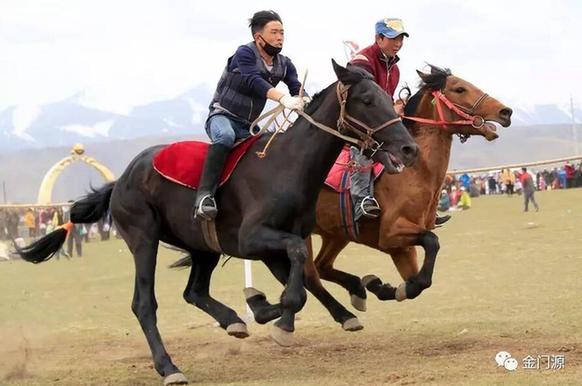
[401, 144, 419, 161]
[499, 107, 513, 120]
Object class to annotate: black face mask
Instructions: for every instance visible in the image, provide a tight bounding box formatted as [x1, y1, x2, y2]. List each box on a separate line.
[259, 35, 282, 56]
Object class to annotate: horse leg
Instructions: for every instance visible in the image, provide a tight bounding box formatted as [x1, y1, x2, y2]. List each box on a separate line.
[120, 226, 187, 385]
[362, 246, 419, 301]
[239, 228, 308, 346]
[314, 235, 368, 311]
[245, 240, 363, 333]
[404, 231, 440, 299]
[363, 232, 439, 301]
[304, 236, 363, 331]
[244, 259, 283, 325]
[183, 251, 248, 338]
[253, 255, 308, 345]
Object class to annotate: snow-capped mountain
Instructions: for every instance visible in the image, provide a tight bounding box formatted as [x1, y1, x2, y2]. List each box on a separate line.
[1, 83, 580, 153]
[0, 85, 212, 152]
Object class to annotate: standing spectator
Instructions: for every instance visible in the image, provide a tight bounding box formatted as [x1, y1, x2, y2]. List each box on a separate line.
[564, 162, 575, 188]
[24, 208, 36, 238]
[7, 209, 19, 239]
[501, 168, 515, 195]
[63, 203, 83, 257]
[459, 173, 471, 190]
[542, 169, 551, 189]
[67, 225, 84, 257]
[487, 174, 497, 195]
[538, 173, 547, 191]
[558, 168, 567, 189]
[519, 167, 539, 212]
[38, 209, 50, 236]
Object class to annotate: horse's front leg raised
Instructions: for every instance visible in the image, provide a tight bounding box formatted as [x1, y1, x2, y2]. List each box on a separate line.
[363, 231, 439, 301]
[239, 227, 307, 346]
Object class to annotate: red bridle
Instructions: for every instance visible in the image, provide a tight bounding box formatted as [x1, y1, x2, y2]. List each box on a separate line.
[403, 90, 489, 129]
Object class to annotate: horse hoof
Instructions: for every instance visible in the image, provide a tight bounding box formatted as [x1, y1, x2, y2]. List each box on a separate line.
[395, 282, 407, 302]
[350, 294, 367, 312]
[361, 274, 380, 289]
[164, 372, 188, 386]
[271, 325, 294, 347]
[342, 317, 364, 331]
[226, 322, 249, 339]
[243, 287, 265, 300]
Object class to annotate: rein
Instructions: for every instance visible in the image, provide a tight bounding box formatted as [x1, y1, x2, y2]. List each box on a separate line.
[249, 82, 401, 157]
[403, 90, 489, 143]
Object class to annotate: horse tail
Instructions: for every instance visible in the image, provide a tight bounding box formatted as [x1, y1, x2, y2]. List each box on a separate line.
[168, 255, 193, 269]
[70, 182, 115, 223]
[15, 182, 116, 264]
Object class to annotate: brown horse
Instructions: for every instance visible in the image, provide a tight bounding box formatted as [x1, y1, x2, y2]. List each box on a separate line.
[299, 65, 512, 329]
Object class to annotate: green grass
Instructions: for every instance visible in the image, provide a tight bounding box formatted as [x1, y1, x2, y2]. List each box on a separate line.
[1, 189, 581, 385]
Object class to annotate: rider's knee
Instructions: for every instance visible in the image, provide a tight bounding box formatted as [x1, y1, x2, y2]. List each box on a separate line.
[208, 116, 236, 147]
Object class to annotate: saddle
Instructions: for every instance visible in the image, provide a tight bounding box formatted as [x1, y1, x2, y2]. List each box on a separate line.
[153, 136, 261, 189]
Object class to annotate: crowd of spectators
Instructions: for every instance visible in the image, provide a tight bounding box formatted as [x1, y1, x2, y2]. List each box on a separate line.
[438, 161, 581, 212]
[0, 205, 113, 259]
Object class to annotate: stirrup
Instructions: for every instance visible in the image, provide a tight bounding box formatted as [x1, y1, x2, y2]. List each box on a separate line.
[195, 194, 218, 221]
[360, 196, 381, 219]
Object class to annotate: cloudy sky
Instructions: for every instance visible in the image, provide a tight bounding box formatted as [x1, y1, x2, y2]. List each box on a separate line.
[0, 0, 580, 115]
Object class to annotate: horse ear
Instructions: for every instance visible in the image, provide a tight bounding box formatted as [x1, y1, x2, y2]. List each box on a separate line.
[332, 59, 349, 82]
[416, 69, 431, 82]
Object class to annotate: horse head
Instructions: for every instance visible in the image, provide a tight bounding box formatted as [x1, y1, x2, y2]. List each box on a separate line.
[331, 59, 418, 173]
[409, 64, 512, 141]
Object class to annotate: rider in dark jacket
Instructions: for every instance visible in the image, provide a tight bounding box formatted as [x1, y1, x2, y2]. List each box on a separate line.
[194, 10, 306, 220]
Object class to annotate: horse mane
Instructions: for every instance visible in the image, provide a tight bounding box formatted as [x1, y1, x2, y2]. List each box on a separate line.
[404, 63, 452, 117]
[304, 64, 373, 115]
[303, 83, 336, 115]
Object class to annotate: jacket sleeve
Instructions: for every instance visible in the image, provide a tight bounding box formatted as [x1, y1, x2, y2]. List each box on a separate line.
[350, 54, 375, 77]
[234, 45, 273, 98]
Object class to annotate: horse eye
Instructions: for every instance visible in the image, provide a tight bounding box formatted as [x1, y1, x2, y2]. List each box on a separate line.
[455, 87, 466, 93]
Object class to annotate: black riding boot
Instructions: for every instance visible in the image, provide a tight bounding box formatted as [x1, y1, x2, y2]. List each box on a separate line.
[435, 213, 451, 226]
[193, 143, 231, 221]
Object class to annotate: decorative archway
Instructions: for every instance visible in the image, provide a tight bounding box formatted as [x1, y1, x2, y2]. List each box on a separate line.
[36, 143, 115, 204]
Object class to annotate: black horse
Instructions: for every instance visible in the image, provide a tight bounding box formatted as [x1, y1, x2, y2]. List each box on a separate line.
[15, 60, 418, 386]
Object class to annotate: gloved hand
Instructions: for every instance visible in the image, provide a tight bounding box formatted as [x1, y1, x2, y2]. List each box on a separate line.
[279, 95, 305, 111]
[302, 95, 312, 104]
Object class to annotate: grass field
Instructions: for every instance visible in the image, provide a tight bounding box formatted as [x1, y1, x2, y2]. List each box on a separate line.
[1, 189, 581, 385]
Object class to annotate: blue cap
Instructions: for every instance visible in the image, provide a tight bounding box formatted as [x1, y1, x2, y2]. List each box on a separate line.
[375, 18, 409, 38]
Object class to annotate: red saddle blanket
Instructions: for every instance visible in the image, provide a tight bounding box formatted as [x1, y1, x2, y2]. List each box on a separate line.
[153, 136, 261, 189]
[324, 146, 385, 192]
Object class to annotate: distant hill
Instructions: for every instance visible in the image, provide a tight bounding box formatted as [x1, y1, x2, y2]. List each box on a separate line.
[1, 123, 580, 204]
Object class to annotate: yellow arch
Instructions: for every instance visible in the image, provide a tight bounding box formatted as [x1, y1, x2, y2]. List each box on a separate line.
[37, 144, 115, 204]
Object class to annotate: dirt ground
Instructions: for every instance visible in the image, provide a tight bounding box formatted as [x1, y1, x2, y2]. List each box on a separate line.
[1, 189, 581, 385]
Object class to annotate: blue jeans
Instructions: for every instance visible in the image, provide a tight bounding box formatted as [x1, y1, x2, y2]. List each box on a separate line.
[206, 114, 251, 148]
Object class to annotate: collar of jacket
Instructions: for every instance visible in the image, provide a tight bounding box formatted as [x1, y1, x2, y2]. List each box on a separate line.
[372, 42, 400, 67]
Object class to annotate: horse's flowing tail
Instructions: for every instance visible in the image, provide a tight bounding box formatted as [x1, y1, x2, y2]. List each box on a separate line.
[15, 182, 116, 264]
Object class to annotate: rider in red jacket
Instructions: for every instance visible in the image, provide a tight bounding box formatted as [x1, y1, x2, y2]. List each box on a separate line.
[348, 18, 407, 220]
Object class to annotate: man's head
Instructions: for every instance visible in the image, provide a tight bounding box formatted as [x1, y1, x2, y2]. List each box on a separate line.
[522, 167, 527, 173]
[249, 10, 284, 56]
[375, 18, 408, 58]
